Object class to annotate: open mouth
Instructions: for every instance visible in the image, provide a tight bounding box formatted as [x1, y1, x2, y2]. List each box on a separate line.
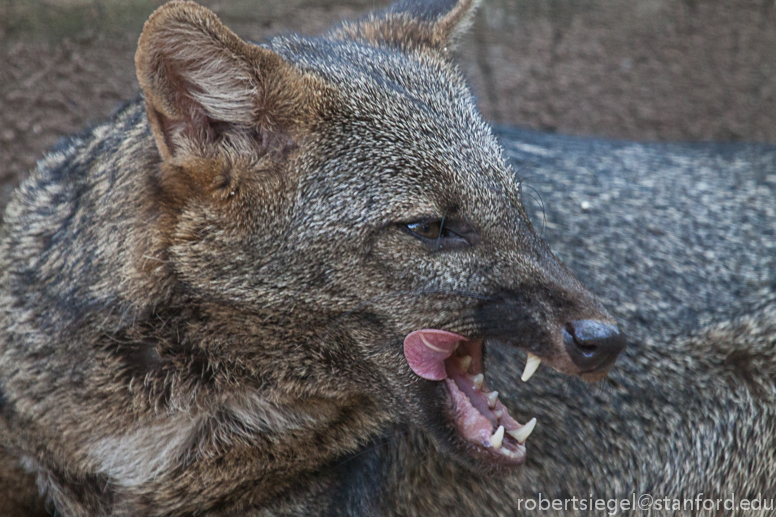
[404, 329, 539, 464]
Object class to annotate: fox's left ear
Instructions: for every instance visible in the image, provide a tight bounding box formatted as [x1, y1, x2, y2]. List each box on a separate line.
[331, 0, 481, 54]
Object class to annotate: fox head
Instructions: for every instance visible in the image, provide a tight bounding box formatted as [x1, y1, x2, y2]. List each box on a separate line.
[134, 0, 624, 472]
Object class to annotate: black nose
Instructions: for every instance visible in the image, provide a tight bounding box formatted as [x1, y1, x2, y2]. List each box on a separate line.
[563, 320, 626, 372]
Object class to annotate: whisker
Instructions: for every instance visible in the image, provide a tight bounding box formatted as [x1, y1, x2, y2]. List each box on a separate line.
[435, 208, 449, 251]
[522, 183, 547, 237]
[579, 165, 601, 186]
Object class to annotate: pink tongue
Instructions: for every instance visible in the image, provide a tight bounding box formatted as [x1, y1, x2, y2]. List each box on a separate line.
[404, 329, 467, 380]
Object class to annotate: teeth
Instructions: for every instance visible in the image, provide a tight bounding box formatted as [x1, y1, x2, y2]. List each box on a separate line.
[521, 353, 541, 382]
[494, 410, 504, 418]
[472, 373, 484, 389]
[459, 355, 472, 372]
[490, 425, 505, 448]
[486, 391, 499, 408]
[507, 417, 537, 444]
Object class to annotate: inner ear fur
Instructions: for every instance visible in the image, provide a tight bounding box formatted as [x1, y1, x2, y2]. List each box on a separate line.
[330, 0, 481, 54]
[135, 0, 311, 163]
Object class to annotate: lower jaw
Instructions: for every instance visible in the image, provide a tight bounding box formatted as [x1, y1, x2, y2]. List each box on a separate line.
[443, 340, 530, 464]
[445, 379, 526, 465]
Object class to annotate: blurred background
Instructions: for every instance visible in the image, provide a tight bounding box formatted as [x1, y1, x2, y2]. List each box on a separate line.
[1, 0, 775, 209]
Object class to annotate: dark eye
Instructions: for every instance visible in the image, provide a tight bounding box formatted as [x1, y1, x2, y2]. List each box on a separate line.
[406, 221, 443, 239]
[402, 218, 479, 251]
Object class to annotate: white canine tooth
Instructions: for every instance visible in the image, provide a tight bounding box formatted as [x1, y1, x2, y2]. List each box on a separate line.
[486, 391, 499, 408]
[490, 425, 505, 449]
[472, 373, 484, 389]
[521, 353, 541, 382]
[508, 417, 537, 444]
[459, 355, 472, 372]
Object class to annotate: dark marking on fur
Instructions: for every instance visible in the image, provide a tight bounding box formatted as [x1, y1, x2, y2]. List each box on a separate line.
[0, 379, 7, 417]
[327, 433, 389, 516]
[724, 350, 769, 400]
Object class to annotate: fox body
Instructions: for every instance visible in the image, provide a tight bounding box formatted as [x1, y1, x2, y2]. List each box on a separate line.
[0, 0, 623, 514]
[1, 0, 774, 516]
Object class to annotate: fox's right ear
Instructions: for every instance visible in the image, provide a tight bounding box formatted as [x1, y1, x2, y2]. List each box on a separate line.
[135, 0, 312, 163]
[331, 0, 481, 55]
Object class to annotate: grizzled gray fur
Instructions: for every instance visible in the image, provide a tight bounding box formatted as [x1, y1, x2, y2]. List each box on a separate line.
[378, 131, 776, 515]
[1, 0, 775, 515]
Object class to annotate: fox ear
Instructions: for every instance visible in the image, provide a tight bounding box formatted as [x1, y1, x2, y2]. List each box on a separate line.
[331, 0, 481, 54]
[135, 0, 308, 163]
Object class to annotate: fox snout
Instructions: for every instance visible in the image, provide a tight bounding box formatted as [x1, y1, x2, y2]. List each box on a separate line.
[563, 320, 626, 374]
[468, 271, 625, 380]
